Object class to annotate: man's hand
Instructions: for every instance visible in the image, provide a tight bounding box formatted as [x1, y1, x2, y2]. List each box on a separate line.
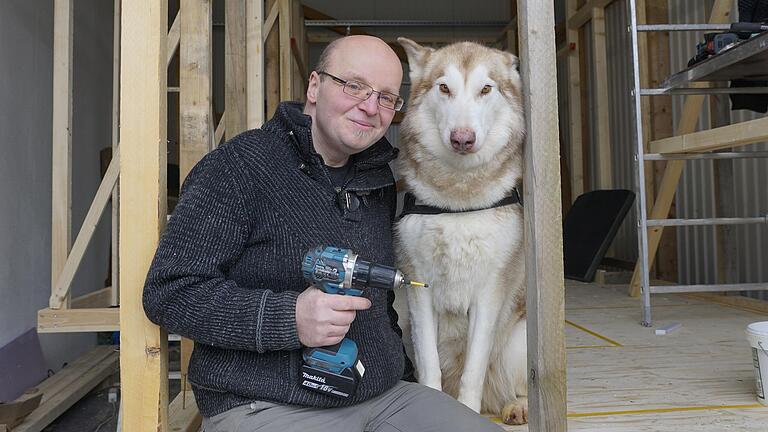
[296, 286, 372, 347]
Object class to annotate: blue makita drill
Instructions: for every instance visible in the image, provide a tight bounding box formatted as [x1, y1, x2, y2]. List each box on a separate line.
[300, 245, 427, 399]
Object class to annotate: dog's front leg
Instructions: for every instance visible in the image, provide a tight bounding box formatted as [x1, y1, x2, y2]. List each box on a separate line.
[407, 286, 442, 390]
[457, 296, 503, 412]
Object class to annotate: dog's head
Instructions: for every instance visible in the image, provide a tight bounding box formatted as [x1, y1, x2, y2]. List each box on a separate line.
[398, 38, 525, 170]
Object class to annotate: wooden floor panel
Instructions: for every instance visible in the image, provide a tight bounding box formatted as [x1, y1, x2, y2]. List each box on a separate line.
[497, 281, 768, 431]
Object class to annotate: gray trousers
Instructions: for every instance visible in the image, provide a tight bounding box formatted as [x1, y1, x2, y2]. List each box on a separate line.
[202, 381, 504, 432]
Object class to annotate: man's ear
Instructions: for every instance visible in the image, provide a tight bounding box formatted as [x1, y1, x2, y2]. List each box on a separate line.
[397, 37, 433, 83]
[306, 71, 320, 103]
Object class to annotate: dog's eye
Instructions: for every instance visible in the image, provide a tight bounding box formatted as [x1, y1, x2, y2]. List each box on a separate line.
[439, 83, 450, 95]
[480, 85, 492, 95]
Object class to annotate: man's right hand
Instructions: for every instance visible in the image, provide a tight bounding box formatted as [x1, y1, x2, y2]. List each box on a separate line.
[295, 286, 372, 347]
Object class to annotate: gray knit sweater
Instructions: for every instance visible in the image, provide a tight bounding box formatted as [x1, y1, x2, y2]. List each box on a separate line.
[143, 102, 408, 417]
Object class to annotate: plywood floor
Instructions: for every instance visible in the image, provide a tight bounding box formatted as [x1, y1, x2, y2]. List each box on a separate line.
[498, 281, 768, 431]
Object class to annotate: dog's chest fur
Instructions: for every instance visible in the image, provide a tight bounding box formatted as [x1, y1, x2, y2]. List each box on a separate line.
[397, 206, 522, 315]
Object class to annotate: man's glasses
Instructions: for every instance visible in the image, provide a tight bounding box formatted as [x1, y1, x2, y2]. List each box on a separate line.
[318, 71, 404, 112]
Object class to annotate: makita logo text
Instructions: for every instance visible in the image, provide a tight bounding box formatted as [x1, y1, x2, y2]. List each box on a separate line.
[302, 372, 326, 383]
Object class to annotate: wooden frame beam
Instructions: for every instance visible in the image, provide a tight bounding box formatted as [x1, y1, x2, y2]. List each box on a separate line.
[567, 0, 616, 29]
[119, 0, 169, 429]
[49, 149, 120, 308]
[518, 0, 567, 429]
[226, 0, 248, 139]
[650, 115, 768, 154]
[38, 308, 119, 333]
[566, 0, 584, 198]
[51, 0, 74, 310]
[591, 6, 612, 189]
[246, 0, 266, 128]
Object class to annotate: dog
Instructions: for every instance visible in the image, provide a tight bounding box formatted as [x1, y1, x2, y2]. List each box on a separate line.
[394, 38, 528, 425]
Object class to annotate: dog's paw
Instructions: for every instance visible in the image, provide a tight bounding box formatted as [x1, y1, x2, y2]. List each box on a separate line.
[501, 397, 528, 425]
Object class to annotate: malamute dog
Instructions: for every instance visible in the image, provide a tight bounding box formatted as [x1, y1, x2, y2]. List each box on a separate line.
[394, 38, 528, 425]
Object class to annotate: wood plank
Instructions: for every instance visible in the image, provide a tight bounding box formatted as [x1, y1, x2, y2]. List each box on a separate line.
[278, 0, 292, 102]
[650, 116, 768, 154]
[180, 0, 213, 181]
[517, 0, 567, 429]
[591, 6, 612, 189]
[630, 0, 734, 297]
[567, 0, 615, 30]
[49, 149, 120, 309]
[566, 0, 584, 199]
[246, 0, 265, 129]
[13, 347, 118, 432]
[291, 0, 307, 101]
[37, 308, 119, 333]
[265, 0, 280, 119]
[262, 1, 279, 44]
[168, 390, 202, 432]
[72, 286, 113, 309]
[167, 11, 180, 68]
[111, 0, 121, 307]
[225, 0, 247, 139]
[51, 0, 73, 310]
[119, 1, 169, 430]
[214, 111, 226, 147]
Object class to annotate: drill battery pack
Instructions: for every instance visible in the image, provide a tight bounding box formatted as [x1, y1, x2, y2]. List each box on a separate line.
[300, 360, 365, 399]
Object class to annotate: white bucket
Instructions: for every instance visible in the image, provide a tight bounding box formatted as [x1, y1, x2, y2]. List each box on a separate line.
[746, 321, 768, 406]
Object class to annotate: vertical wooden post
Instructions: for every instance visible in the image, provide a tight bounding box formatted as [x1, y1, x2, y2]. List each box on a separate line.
[119, 0, 169, 430]
[591, 6, 612, 189]
[111, 0, 121, 306]
[246, 0, 265, 129]
[278, 0, 293, 102]
[179, 0, 213, 395]
[180, 0, 213, 181]
[517, 0, 567, 430]
[265, 0, 280, 119]
[566, 0, 584, 199]
[51, 0, 73, 310]
[226, 0, 248, 139]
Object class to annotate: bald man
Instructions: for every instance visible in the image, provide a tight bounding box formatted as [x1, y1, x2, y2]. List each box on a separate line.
[143, 35, 502, 432]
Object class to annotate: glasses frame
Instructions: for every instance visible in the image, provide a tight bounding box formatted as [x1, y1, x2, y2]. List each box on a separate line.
[317, 71, 404, 112]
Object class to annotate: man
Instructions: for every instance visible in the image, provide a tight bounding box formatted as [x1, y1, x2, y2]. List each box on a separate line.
[143, 35, 502, 432]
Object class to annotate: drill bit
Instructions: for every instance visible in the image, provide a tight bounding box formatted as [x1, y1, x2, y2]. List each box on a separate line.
[407, 280, 429, 288]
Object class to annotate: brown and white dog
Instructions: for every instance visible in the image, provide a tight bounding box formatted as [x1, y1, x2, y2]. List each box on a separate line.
[394, 38, 528, 425]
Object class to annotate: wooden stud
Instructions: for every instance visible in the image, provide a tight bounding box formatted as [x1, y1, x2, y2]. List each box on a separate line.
[111, 0, 121, 307]
[72, 286, 114, 309]
[567, 0, 615, 30]
[38, 308, 120, 333]
[119, 0, 169, 430]
[51, 0, 73, 310]
[226, 0, 248, 139]
[180, 0, 213, 181]
[591, 6, 612, 189]
[517, 0, 567, 429]
[566, 0, 584, 199]
[265, 0, 280, 119]
[168, 391, 202, 432]
[629, 0, 734, 297]
[49, 149, 120, 309]
[247, 0, 266, 129]
[278, 0, 293, 103]
[167, 11, 180, 68]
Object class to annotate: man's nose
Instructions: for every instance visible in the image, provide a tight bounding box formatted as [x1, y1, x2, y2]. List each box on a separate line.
[358, 93, 380, 115]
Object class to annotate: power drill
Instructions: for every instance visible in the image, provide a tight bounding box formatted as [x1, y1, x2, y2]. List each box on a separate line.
[299, 245, 427, 399]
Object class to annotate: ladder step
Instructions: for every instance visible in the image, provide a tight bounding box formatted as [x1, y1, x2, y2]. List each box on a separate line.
[644, 152, 768, 161]
[650, 283, 768, 294]
[647, 216, 768, 227]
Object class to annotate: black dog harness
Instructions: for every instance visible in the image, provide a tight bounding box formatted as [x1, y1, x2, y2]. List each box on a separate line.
[399, 187, 523, 218]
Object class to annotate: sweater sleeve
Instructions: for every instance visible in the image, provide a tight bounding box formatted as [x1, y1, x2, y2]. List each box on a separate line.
[142, 150, 301, 353]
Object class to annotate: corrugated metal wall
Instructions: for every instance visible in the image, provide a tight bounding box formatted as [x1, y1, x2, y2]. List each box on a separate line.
[668, 0, 768, 298]
[567, 0, 767, 297]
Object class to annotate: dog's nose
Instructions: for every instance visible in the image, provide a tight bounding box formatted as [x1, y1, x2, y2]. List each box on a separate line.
[450, 128, 476, 153]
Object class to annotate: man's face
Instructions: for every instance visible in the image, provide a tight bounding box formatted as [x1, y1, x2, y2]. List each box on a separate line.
[307, 39, 403, 161]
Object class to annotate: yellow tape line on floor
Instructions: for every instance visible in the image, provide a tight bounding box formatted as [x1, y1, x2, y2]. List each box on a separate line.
[565, 319, 623, 347]
[489, 404, 765, 423]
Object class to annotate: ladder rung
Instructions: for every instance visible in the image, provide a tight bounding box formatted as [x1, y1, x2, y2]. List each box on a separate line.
[644, 151, 768, 161]
[650, 283, 768, 294]
[647, 216, 768, 227]
[637, 24, 731, 32]
[641, 87, 768, 96]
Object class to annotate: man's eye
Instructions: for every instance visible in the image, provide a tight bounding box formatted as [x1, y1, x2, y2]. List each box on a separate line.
[380, 94, 395, 104]
[347, 82, 363, 91]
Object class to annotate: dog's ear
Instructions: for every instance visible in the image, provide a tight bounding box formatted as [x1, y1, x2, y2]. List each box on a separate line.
[503, 52, 520, 74]
[398, 37, 434, 82]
